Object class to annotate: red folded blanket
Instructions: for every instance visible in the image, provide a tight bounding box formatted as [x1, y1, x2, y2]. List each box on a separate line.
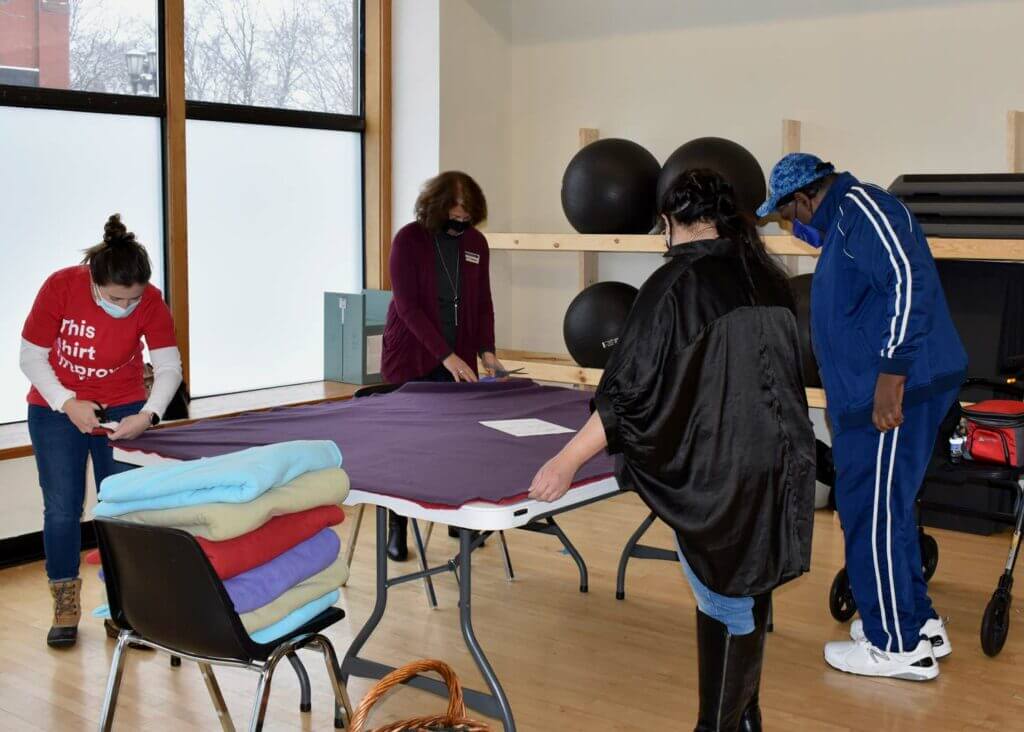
[86, 505, 345, 579]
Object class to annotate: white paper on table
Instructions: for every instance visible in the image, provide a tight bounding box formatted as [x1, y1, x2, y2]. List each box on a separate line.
[479, 419, 576, 437]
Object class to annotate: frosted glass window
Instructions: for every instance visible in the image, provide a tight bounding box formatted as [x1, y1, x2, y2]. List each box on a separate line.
[184, 0, 359, 114]
[0, 106, 165, 424]
[186, 120, 362, 396]
[0, 0, 160, 96]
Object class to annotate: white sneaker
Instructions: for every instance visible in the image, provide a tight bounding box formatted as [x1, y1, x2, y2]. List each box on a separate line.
[850, 617, 952, 659]
[824, 638, 939, 681]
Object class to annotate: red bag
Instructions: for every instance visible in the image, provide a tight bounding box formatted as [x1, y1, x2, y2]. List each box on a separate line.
[963, 400, 1024, 467]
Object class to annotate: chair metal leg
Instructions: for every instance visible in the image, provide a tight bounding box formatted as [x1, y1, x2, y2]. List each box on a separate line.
[286, 651, 312, 713]
[499, 530, 514, 581]
[247, 671, 272, 732]
[342, 504, 365, 586]
[410, 518, 439, 609]
[310, 635, 355, 728]
[248, 646, 290, 732]
[99, 632, 131, 732]
[198, 662, 236, 732]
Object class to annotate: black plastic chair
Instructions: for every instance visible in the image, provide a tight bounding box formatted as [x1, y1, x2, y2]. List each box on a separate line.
[95, 517, 354, 731]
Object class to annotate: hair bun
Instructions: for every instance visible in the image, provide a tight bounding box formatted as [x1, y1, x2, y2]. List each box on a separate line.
[103, 214, 136, 247]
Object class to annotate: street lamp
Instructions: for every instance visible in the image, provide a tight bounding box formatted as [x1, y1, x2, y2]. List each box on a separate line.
[125, 49, 158, 96]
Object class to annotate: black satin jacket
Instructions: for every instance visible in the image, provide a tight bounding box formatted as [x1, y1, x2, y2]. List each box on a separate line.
[593, 238, 816, 597]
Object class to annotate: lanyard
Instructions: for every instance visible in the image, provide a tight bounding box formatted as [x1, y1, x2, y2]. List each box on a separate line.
[434, 235, 461, 326]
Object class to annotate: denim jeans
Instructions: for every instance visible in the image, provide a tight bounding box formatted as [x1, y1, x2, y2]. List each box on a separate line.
[674, 534, 755, 635]
[28, 401, 144, 581]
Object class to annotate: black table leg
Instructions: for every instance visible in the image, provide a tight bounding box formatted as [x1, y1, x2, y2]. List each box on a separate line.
[459, 528, 516, 731]
[341, 507, 389, 684]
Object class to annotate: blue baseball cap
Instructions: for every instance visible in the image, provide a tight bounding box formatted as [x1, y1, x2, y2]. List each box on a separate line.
[756, 153, 836, 218]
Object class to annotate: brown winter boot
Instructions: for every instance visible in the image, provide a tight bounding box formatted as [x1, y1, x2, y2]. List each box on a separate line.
[47, 578, 82, 649]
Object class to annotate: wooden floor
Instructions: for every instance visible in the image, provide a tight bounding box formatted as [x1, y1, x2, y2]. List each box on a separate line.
[1, 497, 1022, 731]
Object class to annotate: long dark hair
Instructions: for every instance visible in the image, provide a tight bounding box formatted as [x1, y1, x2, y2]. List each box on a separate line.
[82, 214, 152, 287]
[414, 171, 488, 232]
[658, 168, 789, 286]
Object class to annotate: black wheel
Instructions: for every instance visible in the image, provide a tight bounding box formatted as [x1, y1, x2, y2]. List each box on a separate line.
[920, 533, 939, 582]
[981, 591, 1012, 657]
[829, 568, 857, 621]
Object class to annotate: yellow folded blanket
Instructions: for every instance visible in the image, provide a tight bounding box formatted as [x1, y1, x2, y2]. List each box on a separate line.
[239, 556, 348, 632]
[116, 468, 349, 541]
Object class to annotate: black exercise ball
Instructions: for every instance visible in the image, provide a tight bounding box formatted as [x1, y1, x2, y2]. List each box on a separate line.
[564, 281, 639, 368]
[789, 274, 821, 388]
[657, 137, 766, 218]
[561, 139, 660, 234]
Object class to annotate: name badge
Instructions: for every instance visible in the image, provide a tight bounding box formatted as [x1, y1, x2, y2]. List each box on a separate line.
[464, 251, 481, 264]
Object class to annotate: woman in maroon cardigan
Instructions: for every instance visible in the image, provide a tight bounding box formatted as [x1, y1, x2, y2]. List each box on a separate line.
[381, 171, 506, 560]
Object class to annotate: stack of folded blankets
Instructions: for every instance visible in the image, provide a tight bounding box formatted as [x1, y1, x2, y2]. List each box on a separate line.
[91, 440, 350, 644]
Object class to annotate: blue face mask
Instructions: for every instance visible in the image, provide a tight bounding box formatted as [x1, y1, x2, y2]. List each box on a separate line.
[792, 219, 824, 248]
[94, 286, 140, 319]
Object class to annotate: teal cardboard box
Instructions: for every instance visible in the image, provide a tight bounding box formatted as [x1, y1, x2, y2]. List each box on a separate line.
[324, 290, 393, 384]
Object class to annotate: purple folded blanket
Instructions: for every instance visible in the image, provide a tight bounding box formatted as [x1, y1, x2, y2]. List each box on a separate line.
[223, 528, 341, 614]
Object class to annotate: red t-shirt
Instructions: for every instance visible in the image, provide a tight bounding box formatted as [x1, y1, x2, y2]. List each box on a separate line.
[22, 265, 178, 408]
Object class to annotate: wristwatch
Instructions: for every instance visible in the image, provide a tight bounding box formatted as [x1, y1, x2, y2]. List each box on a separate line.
[147, 411, 161, 427]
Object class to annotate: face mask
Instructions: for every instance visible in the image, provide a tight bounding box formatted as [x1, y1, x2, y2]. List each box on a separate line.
[791, 219, 824, 248]
[94, 285, 140, 319]
[446, 218, 470, 236]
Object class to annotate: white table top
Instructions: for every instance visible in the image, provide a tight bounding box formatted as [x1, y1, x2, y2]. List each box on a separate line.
[112, 447, 623, 532]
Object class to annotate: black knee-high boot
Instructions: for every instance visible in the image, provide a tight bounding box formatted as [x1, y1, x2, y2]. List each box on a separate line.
[694, 593, 771, 732]
[387, 511, 409, 561]
[738, 595, 771, 731]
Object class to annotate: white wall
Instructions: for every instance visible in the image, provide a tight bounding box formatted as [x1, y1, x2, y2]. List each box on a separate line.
[391, 0, 441, 236]
[445, 0, 1024, 353]
[0, 456, 100, 541]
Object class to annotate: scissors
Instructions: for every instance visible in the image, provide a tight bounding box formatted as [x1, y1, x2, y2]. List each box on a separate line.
[494, 367, 526, 378]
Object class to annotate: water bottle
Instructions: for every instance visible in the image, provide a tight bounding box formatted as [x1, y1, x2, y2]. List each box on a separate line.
[949, 421, 966, 464]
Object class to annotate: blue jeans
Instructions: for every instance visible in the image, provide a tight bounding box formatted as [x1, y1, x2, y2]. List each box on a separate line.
[28, 401, 144, 581]
[674, 534, 755, 635]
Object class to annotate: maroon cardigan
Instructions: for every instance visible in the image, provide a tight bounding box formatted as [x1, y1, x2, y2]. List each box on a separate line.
[382, 222, 496, 383]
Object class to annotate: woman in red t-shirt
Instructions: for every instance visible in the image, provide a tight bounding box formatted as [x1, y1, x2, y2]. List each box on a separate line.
[20, 214, 182, 649]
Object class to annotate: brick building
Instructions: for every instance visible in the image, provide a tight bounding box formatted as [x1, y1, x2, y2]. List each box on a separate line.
[0, 0, 71, 88]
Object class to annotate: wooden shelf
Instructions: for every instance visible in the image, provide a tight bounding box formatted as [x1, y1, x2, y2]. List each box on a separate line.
[495, 349, 827, 408]
[487, 232, 1024, 261]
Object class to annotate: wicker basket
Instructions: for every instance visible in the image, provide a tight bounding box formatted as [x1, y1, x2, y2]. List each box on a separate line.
[350, 659, 492, 732]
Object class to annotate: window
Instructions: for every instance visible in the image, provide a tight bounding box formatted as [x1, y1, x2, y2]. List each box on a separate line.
[186, 120, 362, 396]
[0, 0, 364, 420]
[0, 106, 165, 423]
[184, 0, 359, 115]
[0, 0, 160, 96]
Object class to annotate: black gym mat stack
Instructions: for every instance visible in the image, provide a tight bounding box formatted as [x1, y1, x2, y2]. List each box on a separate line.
[888, 174, 1024, 238]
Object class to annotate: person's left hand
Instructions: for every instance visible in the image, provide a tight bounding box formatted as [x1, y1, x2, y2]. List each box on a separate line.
[873, 373, 907, 432]
[528, 454, 577, 503]
[481, 352, 506, 378]
[108, 412, 153, 441]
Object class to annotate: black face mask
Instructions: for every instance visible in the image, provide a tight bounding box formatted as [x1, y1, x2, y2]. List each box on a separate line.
[445, 218, 470, 236]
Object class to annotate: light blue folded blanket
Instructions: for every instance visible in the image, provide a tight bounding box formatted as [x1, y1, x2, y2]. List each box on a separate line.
[248, 590, 340, 644]
[95, 441, 342, 517]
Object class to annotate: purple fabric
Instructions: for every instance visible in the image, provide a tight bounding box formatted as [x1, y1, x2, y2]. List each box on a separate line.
[117, 381, 616, 507]
[223, 528, 340, 614]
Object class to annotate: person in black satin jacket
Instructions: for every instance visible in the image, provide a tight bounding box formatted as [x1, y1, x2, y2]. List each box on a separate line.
[528, 169, 817, 732]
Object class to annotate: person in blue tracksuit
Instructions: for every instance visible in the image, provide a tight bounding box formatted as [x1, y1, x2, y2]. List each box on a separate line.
[758, 153, 967, 681]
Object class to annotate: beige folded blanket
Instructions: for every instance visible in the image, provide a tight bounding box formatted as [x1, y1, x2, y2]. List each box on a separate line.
[239, 556, 348, 632]
[117, 468, 349, 541]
